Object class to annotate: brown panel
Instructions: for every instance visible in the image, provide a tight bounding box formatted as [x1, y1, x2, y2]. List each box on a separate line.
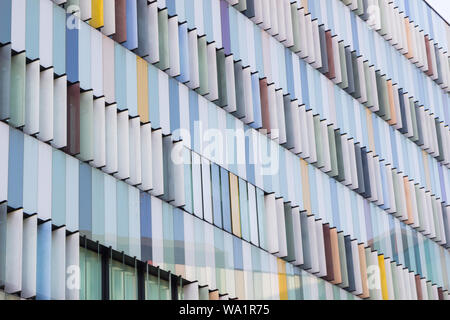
[438, 287, 444, 300]
[330, 228, 342, 285]
[259, 78, 270, 134]
[358, 244, 370, 299]
[65, 83, 80, 156]
[415, 275, 423, 300]
[324, 31, 336, 80]
[322, 224, 334, 282]
[425, 36, 434, 77]
[113, 0, 127, 43]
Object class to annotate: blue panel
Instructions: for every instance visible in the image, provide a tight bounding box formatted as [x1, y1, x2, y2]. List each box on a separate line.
[36, 221, 51, 300]
[140, 192, 152, 263]
[7, 128, 24, 210]
[117, 181, 129, 254]
[173, 208, 185, 266]
[52, 151, 66, 226]
[233, 237, 243, 271]
[79, 162, 92, 238]
[66, 14, 79, 83]
[148, 66, 160, 129]
[0, 0, 11, 45]
[169, 77, 180, 139]
[26, 0, 40, 61]
[176, 22, 190, 84]
[211, 163, 223, 229]
[124, 0, 138, 50]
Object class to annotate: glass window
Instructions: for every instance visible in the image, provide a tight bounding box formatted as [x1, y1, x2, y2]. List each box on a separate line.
[80, 247, 102, 300]
[110, 260, 138, 300]
[145, 271, 171, 300]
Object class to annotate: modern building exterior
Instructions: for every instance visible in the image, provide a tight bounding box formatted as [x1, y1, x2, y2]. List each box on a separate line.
[0, 0, 449, 300]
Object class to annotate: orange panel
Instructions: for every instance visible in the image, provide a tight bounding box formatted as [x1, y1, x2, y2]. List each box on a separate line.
[137, 57, 149, 123]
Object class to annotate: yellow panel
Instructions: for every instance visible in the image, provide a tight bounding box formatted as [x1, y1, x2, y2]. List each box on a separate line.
[378, 255, 389, 300]
[300, 159, 312, 216]
[90, 0, 104, 29]
[137, 57, 149, 123]
[301, 0, 309, 13]
[229, 173, 241, 238]
[277, 259, 288, 300]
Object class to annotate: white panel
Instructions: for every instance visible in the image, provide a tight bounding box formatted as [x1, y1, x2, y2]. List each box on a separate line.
[24, 60, 40, 136]
[39, 0, 53, 68]
[139, 123, 153, 192]
[172, 141, 185, 208]
[187, 29, 200, 90]
[37, 141, 52, 221]
[65, 155, 79, 232]
[151, 129, 164, 197]
[264, 193, 279, 254]
[91, 28, 103, 98]
[91, 97, 106, 168]
[102, 0, 115, 36]
[38, 68, 54, 143]
[183, 282, 199, 300]
[0, 123, 9, 203]
[192, 152, 203, 219]
[52, 75, 67, 149]
[168, 16, 180, 77]
[21, 214, 37, 299]
[11, 0, 26, 53]
[127, 117, 142, 186]
[275, 198, 287, 258]
[104, 104, 118, 174]
[5, 209, 23, 294]
[147, 1, 159, 64]
[104, 174, 117, 249]
[151, 197, 163, 266]
[201, 157, 212, 223]
[248, 184, 259, 246]
[114, 110, 130, 180]
[65, 232, 80, 300]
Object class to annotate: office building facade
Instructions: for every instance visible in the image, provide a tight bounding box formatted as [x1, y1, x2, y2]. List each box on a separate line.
[0, 0, 449, 300]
